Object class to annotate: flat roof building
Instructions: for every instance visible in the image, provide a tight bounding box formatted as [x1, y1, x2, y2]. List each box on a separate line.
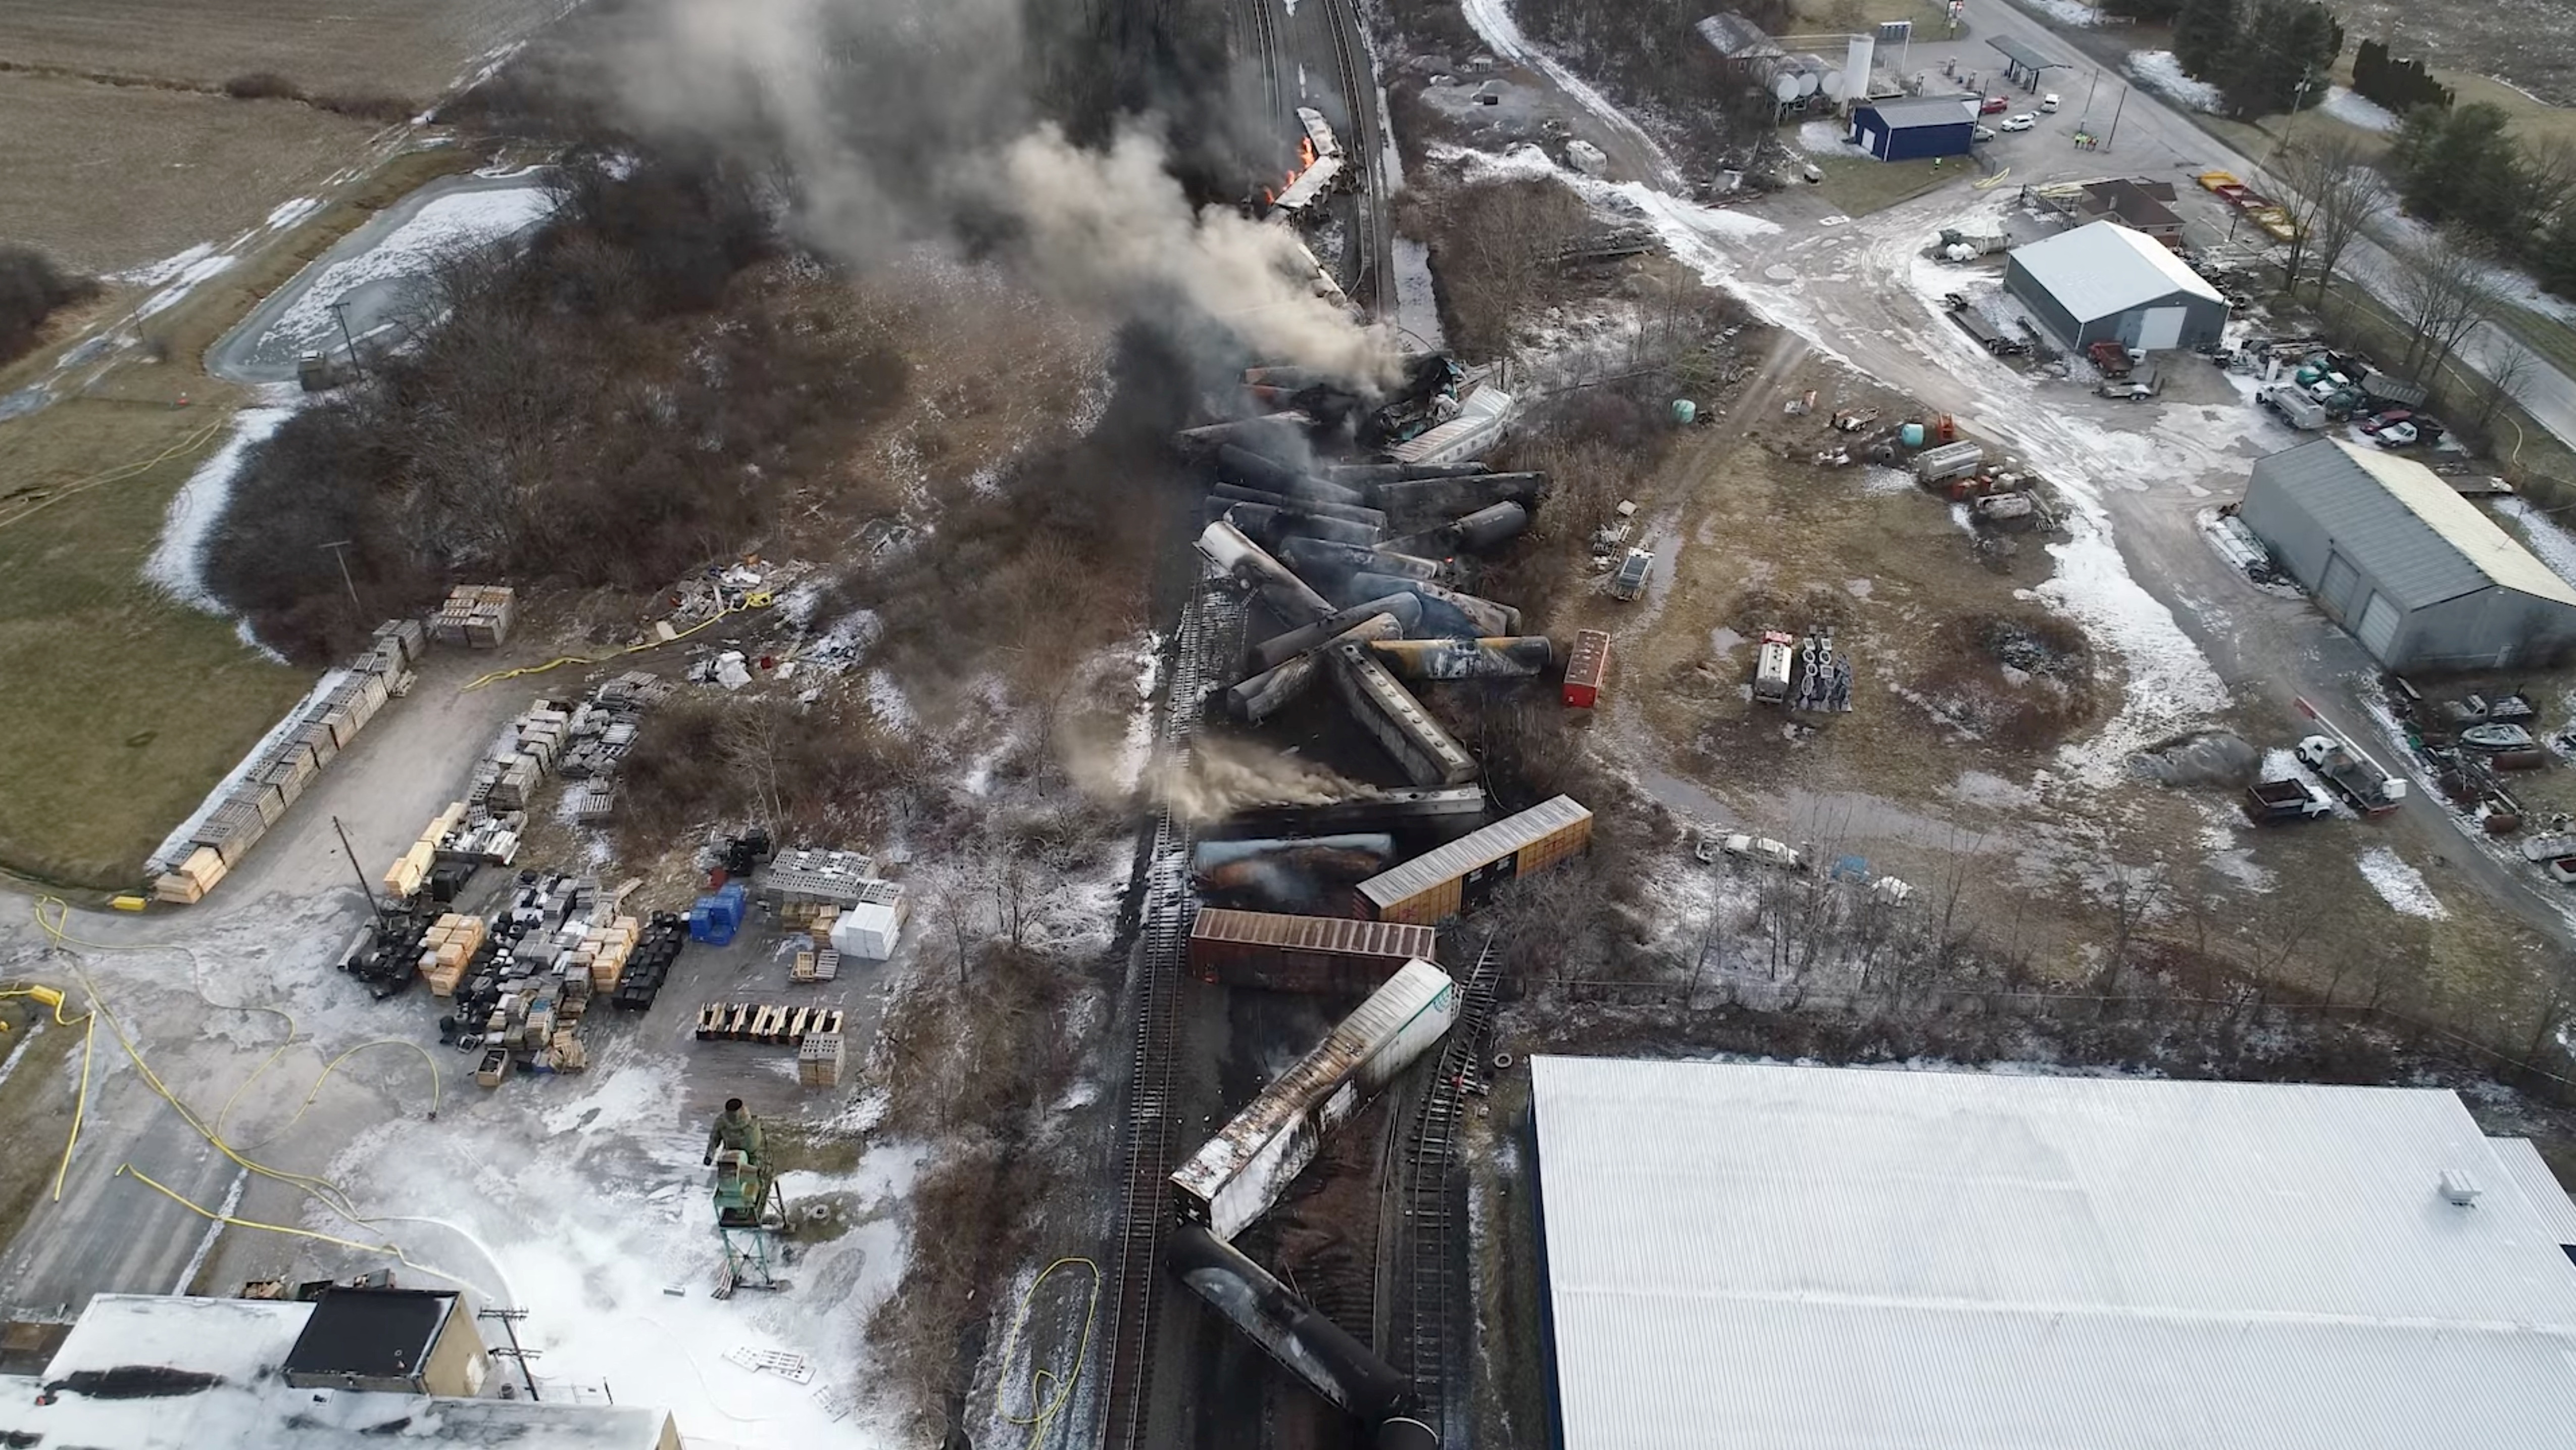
[2238, 438, 2576, 669]
[1850, 95, 1975, 162]
[0, 1293, 679, 1449]
[2004, 218, 2227, 350]
[1530, 1056, 2576, 1450]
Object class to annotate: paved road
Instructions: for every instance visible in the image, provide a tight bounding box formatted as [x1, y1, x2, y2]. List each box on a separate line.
[1969, 0, 2576, 454]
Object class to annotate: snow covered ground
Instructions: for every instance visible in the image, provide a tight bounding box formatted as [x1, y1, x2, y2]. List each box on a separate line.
[2022, 0, 2102, 24]
[263, 186, 554, 358]
[2356, 844, 2449, 919]
[2320, 86, 2399, 132]
[2494, 497, 2576, 585]
[1798, 120, 1853, 155]
[2125, 52, 2221, 114]
[144, 402, 297, 610]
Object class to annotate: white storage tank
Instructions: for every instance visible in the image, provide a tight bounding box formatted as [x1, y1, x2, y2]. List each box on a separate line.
[1843, 34, 1876, 103]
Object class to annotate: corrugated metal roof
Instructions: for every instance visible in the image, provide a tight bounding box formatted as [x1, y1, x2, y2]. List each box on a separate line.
[1531, 1057, 2576, 1450]
[2491, 1137, 2576, 1244]
[1861, 95, 1978, 129]
[2008, 219, 2223, 321]
[2253, 439, 2576, 609]
[1190, 908, 1436, 961]
[1171, 959, 1454, 1199]
[1356, 795, 1589, 909]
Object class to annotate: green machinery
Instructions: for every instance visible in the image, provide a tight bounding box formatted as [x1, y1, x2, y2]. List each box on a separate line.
[711, 1149, 795, 1298]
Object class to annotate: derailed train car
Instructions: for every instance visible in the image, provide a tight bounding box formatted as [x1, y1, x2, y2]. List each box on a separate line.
[1188, 908, 1438, 994]
[1170, 959, 1459, 1241]
[1355, 794, 1592, 925]
[1169, 1223, 1439, 1447]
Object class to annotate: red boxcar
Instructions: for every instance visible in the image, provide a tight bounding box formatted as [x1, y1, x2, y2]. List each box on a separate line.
[1563, 629, 1611, 708]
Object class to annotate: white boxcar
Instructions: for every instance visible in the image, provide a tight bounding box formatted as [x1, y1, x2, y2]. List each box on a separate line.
[1171, 958, 1459, 1241]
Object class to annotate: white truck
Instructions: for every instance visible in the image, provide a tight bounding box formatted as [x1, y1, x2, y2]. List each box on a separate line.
[2259, 384, 2329, 431]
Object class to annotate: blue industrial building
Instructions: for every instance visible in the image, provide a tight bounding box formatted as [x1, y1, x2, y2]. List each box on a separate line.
[1850, 95, 1977, 161]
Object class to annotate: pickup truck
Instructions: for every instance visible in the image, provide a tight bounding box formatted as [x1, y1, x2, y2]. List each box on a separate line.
[2087, 340, 2134, 377]
[2245, 776, 2333, 823]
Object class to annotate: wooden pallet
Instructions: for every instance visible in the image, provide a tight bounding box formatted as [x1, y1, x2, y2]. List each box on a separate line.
[692, 1003, 844, 1046]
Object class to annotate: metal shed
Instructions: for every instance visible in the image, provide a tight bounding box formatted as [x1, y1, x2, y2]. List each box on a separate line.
[2003, 220, 2228, 350]
[1850, 95, 1976, 162]
[2237, 439, 2576, 670]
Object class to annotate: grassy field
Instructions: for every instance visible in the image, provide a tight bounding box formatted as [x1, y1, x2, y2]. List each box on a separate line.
[1808, 151, 1972, 216]
[0, 397, 313, 888]
[0, 0, 554, 100]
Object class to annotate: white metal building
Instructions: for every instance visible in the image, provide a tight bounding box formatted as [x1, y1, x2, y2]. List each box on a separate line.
[1530, 1056, 2576, 1450]
[2238, 438, 2576, 669]
[2002, 219, 2228, 350]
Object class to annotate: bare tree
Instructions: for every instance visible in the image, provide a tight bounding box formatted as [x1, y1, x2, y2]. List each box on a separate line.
[933, 875, 983, 987]
[2392, 232, 2505, 382]
[2091, 862, 2167, 996]
[2271, 132, 2374, 297]
[2471, 336, 2538, 442]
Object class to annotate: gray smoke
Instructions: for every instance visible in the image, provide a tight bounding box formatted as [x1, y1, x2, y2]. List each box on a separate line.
[1153, 737, 1376, 825]
[612, 0, 1399, 386]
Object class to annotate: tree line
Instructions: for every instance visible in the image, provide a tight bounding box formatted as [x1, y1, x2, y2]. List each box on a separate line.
[2169, 0, 2342, 121]
[2388, 104, 2576, 298]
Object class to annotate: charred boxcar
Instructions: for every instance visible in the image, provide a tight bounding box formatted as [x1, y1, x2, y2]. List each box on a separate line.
[1170, 959, 1459, 1240]
[1189, 908, 1439, 993]
[1355, 794, 1592, 924]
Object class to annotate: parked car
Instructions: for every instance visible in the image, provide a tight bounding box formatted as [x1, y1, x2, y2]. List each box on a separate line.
[2375, 421, 2420, 448]
[1980, 94, 2011, 115]
[2040, 92, 2061, 112]
[1720, 834, 1807, 873]
[2358, 408, 2413, 435]
[2548, 856, 2576, 886]
[1971, 125, 1997, 142]
[2000, 113, 2037, 132]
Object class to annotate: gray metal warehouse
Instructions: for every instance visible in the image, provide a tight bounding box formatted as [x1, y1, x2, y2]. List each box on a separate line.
[2237, 439, 2576, 670]
[2002, 219, 2228, 350]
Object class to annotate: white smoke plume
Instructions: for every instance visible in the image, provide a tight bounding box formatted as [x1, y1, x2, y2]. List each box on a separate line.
[1152, 736, 1377, 825]
[614, 0, 1400, 387]
[989, 125, 1401, 389]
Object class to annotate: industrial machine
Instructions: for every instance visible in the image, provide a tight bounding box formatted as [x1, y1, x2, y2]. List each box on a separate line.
[711, 1149, 793, 1298]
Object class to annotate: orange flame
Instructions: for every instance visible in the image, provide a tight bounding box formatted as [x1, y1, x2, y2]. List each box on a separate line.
[1299, 136, 1319, 169]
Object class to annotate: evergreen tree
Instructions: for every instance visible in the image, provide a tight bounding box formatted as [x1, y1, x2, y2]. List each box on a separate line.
[2397, 104, 2536, 243]
[2216, 0, 2341, 118]
[2171, 0, 2238, 81]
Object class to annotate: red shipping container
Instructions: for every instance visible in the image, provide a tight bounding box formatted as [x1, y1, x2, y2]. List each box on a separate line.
[1563, 629, 1611, 708]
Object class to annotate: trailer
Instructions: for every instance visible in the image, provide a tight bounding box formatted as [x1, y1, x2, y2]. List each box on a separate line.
[1753, 630, 1796, 704]
[2293, 696, 2408, 815]
[1188, 909, 1439, 993]
[2258, 384, 2329, 431]
[1563, 629, 1611, 708]
[1170, 959, 1459, 1240]
[1355, 794, 1592, 924]
[1911, 440, 1986, 484]
[1951, 308, 2028, 356]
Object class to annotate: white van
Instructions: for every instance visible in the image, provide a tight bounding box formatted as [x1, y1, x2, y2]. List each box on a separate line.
[2040, 92, 2061, 112]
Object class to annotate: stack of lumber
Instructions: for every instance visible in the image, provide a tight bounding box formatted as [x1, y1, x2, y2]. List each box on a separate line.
[798, 1032, 846, 1088]
[789, 948, 840, 984]
[153, 847, 228, 904]
[432, 584, 517, 648]
[381, 801, 467, 900]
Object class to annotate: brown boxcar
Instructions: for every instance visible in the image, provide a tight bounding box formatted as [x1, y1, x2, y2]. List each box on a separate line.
[1188, 909, 1439, 994]
[1354, 795, 1593, 924]
[1564, 629, 1610, 708]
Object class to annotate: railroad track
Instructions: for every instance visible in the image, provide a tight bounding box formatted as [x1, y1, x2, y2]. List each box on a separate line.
[1397, 939, 1503, 1441]
[1321, 0, 1392, 317]
[1243, 0, 1285, 134]
[1097, 573, 1245, 1450]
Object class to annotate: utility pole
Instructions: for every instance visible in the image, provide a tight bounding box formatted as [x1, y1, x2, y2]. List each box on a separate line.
[477, 1309, 541, 1401]
[2104, 84, 2128, 151]
[329, 299, 365, 377]
[331, 815, 389, 936]
[319, 539, 364, 620]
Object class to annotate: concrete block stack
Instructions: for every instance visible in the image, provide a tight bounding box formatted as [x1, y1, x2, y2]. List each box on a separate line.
[382, 801, 467, 900]
[188, 798, 269, 868]
[797, 1031, 846, 1088]
[756, 848, 879, 916]
[432, 584, 517, 648]
[368, 616, 425, 696]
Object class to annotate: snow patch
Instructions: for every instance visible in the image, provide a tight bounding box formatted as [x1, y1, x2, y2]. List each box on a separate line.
[265, 197, 322, 231]
[2125, 51, 2222, 113]
[1798, 120, 1853, 154]
[110, 243, 218, 288]
[2030, 527, 2231, 784]
[2022, 0, 2102, 25]
[1457, 0, 1676, 180]
[137, 251, 239, 319]
[2494, 497, 2576, 586]
[865, 668, 916, 734]
[2319, 86, 2399, 132]
[2356, 845, 2448, 919]
[264, 186, 555, 359]
[144, 405, 295, 610]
